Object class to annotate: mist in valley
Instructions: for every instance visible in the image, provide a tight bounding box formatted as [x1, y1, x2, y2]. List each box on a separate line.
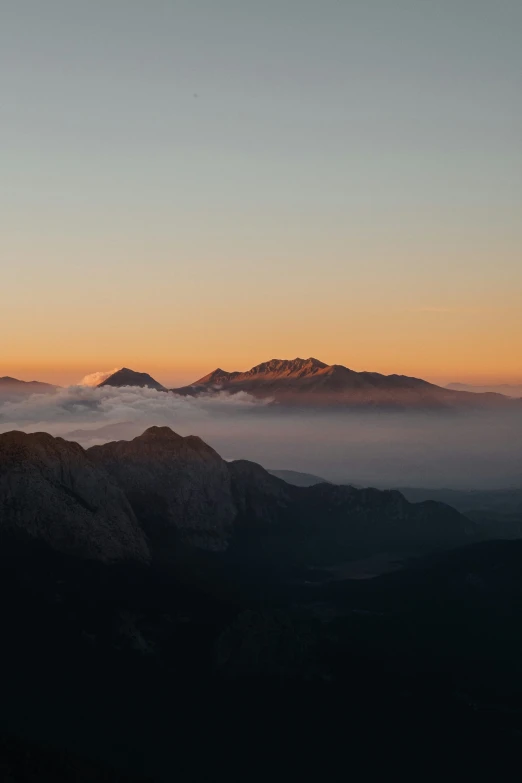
[1, 385, 521, 490]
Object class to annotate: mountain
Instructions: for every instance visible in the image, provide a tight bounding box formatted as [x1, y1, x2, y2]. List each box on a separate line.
[88, 426, 237, 552]
[399, 486, 522, 514]
[447, 382, 522, 398]
[98, 368, 166, 391]
[0, 430, 150, 563]
[0, 424, 481, 568]
[172, 357, 515, 408]
[268, 469, 330, 487]
[398, 485, 522, 540]
[66, 420, 146, 444]
[87, 426, 477, 566]
[0, 376, 58, 398]
[229, 460, 477, 567]
[2, 425, 522, 775]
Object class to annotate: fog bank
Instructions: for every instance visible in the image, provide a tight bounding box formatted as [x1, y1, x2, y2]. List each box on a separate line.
[1, 386, 521, 490]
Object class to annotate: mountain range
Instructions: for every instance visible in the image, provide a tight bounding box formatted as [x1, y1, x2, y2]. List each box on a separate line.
[3, 362, 519, 411]
[2, 424, 522, 775]
[0, 426, 477, 569]
[99, 359, 518, 409]
[447, 382, 522, 397]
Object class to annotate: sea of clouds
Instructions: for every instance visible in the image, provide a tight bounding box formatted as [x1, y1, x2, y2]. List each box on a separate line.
[1, 380, 522, 490]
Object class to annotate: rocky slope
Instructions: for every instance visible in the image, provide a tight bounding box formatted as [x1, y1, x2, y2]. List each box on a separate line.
[88, 427, 236, 552]
[0, 430, 150, 563]
[172, 357, 514, 409]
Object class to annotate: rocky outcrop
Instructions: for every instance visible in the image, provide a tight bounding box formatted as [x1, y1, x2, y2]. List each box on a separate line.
[0, 431, 150, 563]
[88, 427, 236, 552]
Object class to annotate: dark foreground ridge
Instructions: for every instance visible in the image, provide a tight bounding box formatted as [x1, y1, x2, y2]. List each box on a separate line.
[1, 426, 522, 777]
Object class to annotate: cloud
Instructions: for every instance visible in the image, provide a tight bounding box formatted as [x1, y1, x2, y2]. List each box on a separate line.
[0, 384, 271, 442]
[79, 369, 121, 387]
[1, 385, 522, 491]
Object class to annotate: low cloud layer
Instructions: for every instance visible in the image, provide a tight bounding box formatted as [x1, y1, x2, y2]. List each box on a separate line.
[1, 385, 521, 490]
[0, 384, 269, 445]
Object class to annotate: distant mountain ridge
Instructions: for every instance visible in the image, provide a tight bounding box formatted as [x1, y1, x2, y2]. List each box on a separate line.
[0, 376, 59, 397]
[86, 360, 521, 409]
[172, 357, 516, 409]
[447, 382, 522, 398]
[98, 367, 167, 391]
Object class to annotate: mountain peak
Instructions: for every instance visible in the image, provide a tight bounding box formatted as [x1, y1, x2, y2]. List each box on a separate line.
[195, 368, 233, 385]
[136, 426, 183, 442]
[172, 357, 517, 409]
[245, 357, 328, 379]
[133, 427, 218, 457]
[98, 368, 166, 391]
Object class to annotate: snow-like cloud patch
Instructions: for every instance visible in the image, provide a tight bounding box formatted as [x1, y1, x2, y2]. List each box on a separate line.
[78, 369, 121, 387]
[0, 384, 271, 444]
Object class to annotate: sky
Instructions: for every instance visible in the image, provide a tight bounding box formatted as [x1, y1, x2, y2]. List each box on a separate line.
[1, 0, 521, 387]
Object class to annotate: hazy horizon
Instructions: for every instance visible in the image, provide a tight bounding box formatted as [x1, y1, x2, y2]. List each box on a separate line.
[2, 1, 521, 385]
[1, 383, 521, 490]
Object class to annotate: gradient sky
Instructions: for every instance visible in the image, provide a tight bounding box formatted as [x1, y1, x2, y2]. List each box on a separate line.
[1, 0, 521, 387]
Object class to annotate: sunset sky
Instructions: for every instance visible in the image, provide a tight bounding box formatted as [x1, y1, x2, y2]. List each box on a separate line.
[2, 0, 521, 388]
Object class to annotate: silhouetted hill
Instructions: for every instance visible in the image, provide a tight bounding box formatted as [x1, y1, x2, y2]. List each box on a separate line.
[88, 427, 236, 553]
[0, 430, 150, 563]
[99, 368, 166, 391]
[85, 426, 478, 566]
[228, 459, 477, 567]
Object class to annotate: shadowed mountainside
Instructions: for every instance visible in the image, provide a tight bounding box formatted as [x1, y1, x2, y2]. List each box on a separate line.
[88, 427, 236, 553]
[1, 427, 478, 569]
[88, 426, 478, 566]
[0, 430, 149, 563]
